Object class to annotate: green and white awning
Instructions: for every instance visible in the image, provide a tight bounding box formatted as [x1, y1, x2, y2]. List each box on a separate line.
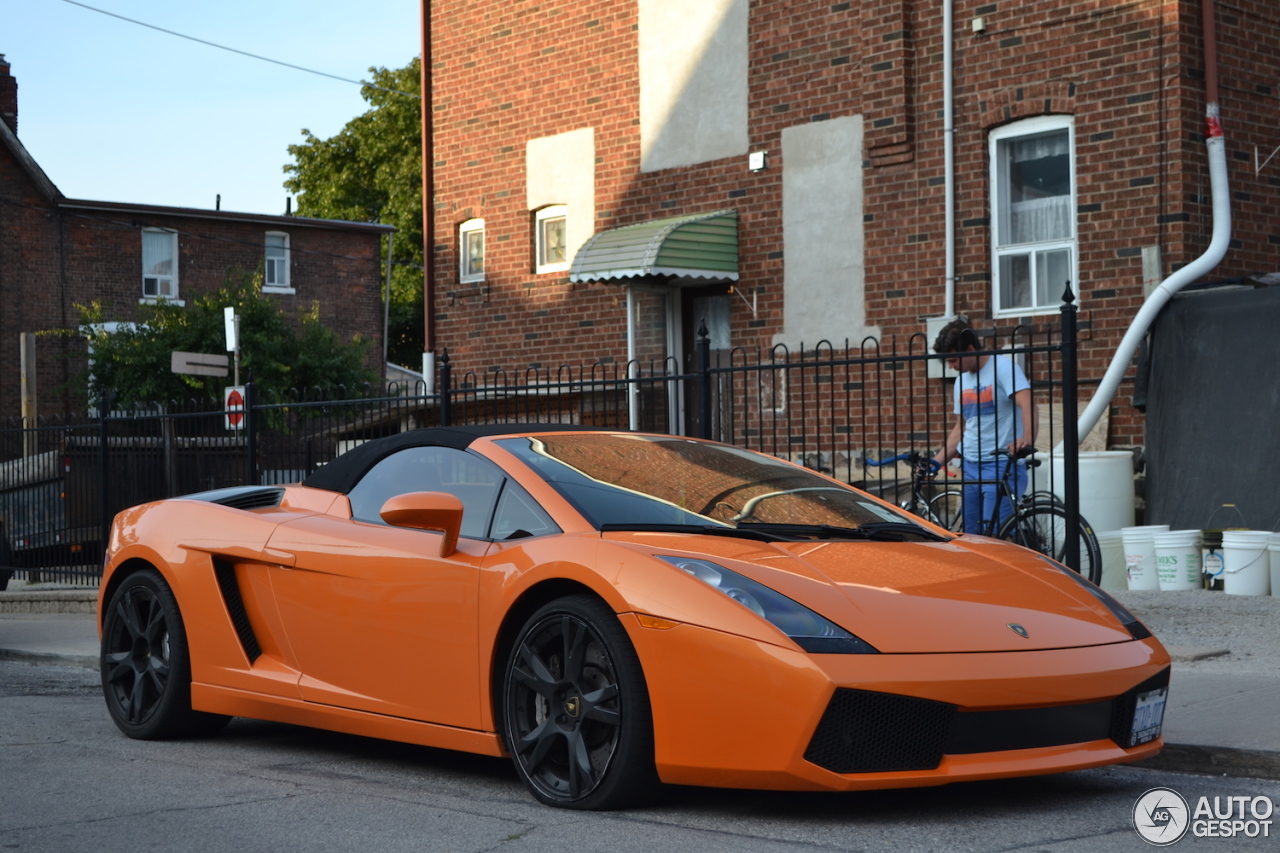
[569, 209, 738, 284]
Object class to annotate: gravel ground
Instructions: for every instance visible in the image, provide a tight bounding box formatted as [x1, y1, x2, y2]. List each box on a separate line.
[1112, 588, 1280, 676]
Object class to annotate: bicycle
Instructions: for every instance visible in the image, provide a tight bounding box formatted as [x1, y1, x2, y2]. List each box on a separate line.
[863, 451, 963, 533]
[867, 447, 1102, 583]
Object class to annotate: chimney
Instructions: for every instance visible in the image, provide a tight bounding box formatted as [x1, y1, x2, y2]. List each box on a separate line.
[0, 54, 16, 134]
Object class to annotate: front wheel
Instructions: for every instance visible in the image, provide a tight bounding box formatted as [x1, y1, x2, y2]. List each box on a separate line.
[502, 595, 659, 810]
[998, 502, 1103, 584]
[925, 490, 964, 532]
[100, 569, 229, 739]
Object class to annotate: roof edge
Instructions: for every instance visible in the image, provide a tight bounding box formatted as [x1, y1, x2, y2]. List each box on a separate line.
[0, 120, 63, 202]
[57, 198, 396, 233]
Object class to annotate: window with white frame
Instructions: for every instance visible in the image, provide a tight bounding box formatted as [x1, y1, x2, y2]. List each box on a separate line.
[534, 205, 568, 274]
[141, 229, 178, 299]
[990, 116, 1076, 316]
[459, 218, 485, 282]
[264, 231, 291, 291]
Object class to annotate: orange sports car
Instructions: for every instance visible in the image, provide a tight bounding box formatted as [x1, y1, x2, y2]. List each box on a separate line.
[98, 426, 1169, 809]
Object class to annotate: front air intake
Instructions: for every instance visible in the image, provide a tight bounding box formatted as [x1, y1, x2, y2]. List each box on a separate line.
[804, 689, 955, 773]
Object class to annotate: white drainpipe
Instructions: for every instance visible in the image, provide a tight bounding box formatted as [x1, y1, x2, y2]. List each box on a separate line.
[943, 0, 956, 318]
[1073, 0, 1230, 445]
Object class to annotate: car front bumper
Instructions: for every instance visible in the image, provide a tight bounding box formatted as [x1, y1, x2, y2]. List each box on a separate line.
[624, 614, 1169, 791]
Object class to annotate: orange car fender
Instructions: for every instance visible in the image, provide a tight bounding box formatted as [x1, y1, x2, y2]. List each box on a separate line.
[476, 535, 618, 728]
[475, 534, 812, 735]
[624, 615, 834, 787]
[99, 499, 301, 687]
[478, 535, 799, 662]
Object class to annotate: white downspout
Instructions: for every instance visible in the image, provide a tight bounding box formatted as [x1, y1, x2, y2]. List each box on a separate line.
[943, 0, 956, 317]
[1073, 0, 1229, 445]
[626, 286, 639, 431]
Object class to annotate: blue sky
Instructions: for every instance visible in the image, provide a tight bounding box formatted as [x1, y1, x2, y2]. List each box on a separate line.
[4, 0, 421, 216]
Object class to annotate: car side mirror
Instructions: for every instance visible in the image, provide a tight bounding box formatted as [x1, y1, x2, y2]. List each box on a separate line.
[379, 491, 463, 557]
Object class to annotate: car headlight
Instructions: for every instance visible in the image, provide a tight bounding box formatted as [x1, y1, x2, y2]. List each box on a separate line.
[1039, 555, 1152, 640]
[658, 556, 878, 654]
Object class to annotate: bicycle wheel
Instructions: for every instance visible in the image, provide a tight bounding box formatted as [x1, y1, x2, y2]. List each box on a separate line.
[925, 490, 964, 533]
[1025, 490, 1065, 510]
[998, 501, 1102, 584]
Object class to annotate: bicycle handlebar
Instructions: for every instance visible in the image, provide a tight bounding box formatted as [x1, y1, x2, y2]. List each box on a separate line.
[865, 452, 941, 474]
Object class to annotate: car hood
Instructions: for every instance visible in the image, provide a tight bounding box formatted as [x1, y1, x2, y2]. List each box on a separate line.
[605, 532, 1136, 653]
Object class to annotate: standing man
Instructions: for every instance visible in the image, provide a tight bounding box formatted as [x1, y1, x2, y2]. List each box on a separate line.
[932, 318, 1035, 534]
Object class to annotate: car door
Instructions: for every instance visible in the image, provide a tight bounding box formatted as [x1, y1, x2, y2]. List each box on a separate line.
[264, 446, 502, 729]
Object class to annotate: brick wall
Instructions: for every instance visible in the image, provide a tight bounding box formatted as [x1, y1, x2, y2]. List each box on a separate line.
[429, 0, 1280, 449]
[0, 156, 386, 418]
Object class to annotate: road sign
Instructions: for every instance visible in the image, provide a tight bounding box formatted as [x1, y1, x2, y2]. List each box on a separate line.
[224, 386, 246, 430]
[171, 351, 229, 377]
[224, 307, 239, 352]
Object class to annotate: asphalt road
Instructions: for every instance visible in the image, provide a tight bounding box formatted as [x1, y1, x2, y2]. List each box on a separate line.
[4, 662, 1280, 852]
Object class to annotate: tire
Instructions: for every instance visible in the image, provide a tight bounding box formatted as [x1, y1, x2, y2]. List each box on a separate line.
[501, 595, 659, 810]
[100, 569, 230, 739]
[925, 490, 964, 533]
[998, 501, 1103, 584]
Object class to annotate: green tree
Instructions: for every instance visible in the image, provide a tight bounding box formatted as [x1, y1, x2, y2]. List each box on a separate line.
[79, 269, 377, 408]
[284, 59, 424, 368]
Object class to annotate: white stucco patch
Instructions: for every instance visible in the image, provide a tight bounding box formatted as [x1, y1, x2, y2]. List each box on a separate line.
[526, 127, 596, 266]
[775, 116, 880, 349]
[639, 0, 748, 173]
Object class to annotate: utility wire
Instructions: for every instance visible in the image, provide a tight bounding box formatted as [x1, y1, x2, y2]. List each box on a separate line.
[58, 0, 421, 100]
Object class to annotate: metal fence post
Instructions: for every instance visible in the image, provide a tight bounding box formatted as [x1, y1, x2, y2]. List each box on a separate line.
[245, 379, 258, 487]
[439, 350, 452, 427]
[1060, 284, 1081, 573]
[696, 321, 712, 439]
[98, 394, 112, 556]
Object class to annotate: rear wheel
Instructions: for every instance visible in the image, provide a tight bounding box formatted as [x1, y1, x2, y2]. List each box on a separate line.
[100, 569, 229, 739]
[502, 595, 659, 810]
[998, 502, 1102, 584]
[925, 490, 964, 532]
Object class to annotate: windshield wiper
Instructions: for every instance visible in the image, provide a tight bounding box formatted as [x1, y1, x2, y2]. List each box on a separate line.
[598, 523, 787, 542]
[737, 521, 946, 542]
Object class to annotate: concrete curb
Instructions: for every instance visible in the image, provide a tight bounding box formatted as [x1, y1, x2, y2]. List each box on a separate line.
[0, 589, 97, 614]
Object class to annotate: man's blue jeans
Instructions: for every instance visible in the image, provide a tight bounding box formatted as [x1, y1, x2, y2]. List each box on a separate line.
[961, 457, 1028, 535]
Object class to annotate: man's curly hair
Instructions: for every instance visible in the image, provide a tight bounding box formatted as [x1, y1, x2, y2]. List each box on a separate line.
[933, 317, 980, 354]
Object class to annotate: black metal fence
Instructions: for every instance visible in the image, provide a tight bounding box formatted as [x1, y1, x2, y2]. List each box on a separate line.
[0, 301, 1081, 587]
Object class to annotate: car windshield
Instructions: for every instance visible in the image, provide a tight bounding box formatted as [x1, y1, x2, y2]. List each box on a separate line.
[495, 434, 924, 535]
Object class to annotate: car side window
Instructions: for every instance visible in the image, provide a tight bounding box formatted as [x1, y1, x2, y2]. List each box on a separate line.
[348, 447, 503, 540]
[490, 480, 560, 541]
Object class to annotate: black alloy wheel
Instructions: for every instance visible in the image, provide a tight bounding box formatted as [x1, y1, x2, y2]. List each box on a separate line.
[100, 569, 228, 739]
[503, 595, 659, 810]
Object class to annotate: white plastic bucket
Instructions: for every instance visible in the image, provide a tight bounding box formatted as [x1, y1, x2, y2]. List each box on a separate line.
[1222, 530, 1272, 596]
[1122, 525, 1169, 591]
[1040, 451, 1136, 535]
[1153, 529, 1202, 591]
[1096, 530, 1127, 590]
[1270, 534, 1280, 599]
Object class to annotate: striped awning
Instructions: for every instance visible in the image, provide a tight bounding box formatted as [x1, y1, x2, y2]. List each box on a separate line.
[568, 209, 738, 284]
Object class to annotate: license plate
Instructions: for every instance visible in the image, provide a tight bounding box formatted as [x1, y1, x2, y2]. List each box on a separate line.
[1130, 687, 1167, 746]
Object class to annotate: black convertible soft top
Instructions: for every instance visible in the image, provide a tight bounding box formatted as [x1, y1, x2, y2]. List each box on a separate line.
[301, 423, 606, 495]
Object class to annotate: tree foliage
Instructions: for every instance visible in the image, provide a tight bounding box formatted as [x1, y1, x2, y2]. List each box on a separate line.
[284, 59, 424, 368]
[79, 269, 377, 408]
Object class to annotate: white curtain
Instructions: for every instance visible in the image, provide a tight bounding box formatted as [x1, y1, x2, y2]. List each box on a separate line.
[1010, 196, 1072, 243]
[142, 230, 173, 275]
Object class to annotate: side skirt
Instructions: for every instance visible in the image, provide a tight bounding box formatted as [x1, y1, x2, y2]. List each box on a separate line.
[191, 683, 507, 758]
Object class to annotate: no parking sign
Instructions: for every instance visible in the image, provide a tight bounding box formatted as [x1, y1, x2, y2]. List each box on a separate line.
[224, 386, 245, 431]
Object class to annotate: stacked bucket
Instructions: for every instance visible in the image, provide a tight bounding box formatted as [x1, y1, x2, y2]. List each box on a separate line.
[1120, 506, 1276, 596]
[1037, 453, 1277, 596]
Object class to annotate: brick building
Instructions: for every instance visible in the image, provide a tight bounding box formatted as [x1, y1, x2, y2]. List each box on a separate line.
[423, 0, 1279, 448]
[0, 55, 393, 420]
